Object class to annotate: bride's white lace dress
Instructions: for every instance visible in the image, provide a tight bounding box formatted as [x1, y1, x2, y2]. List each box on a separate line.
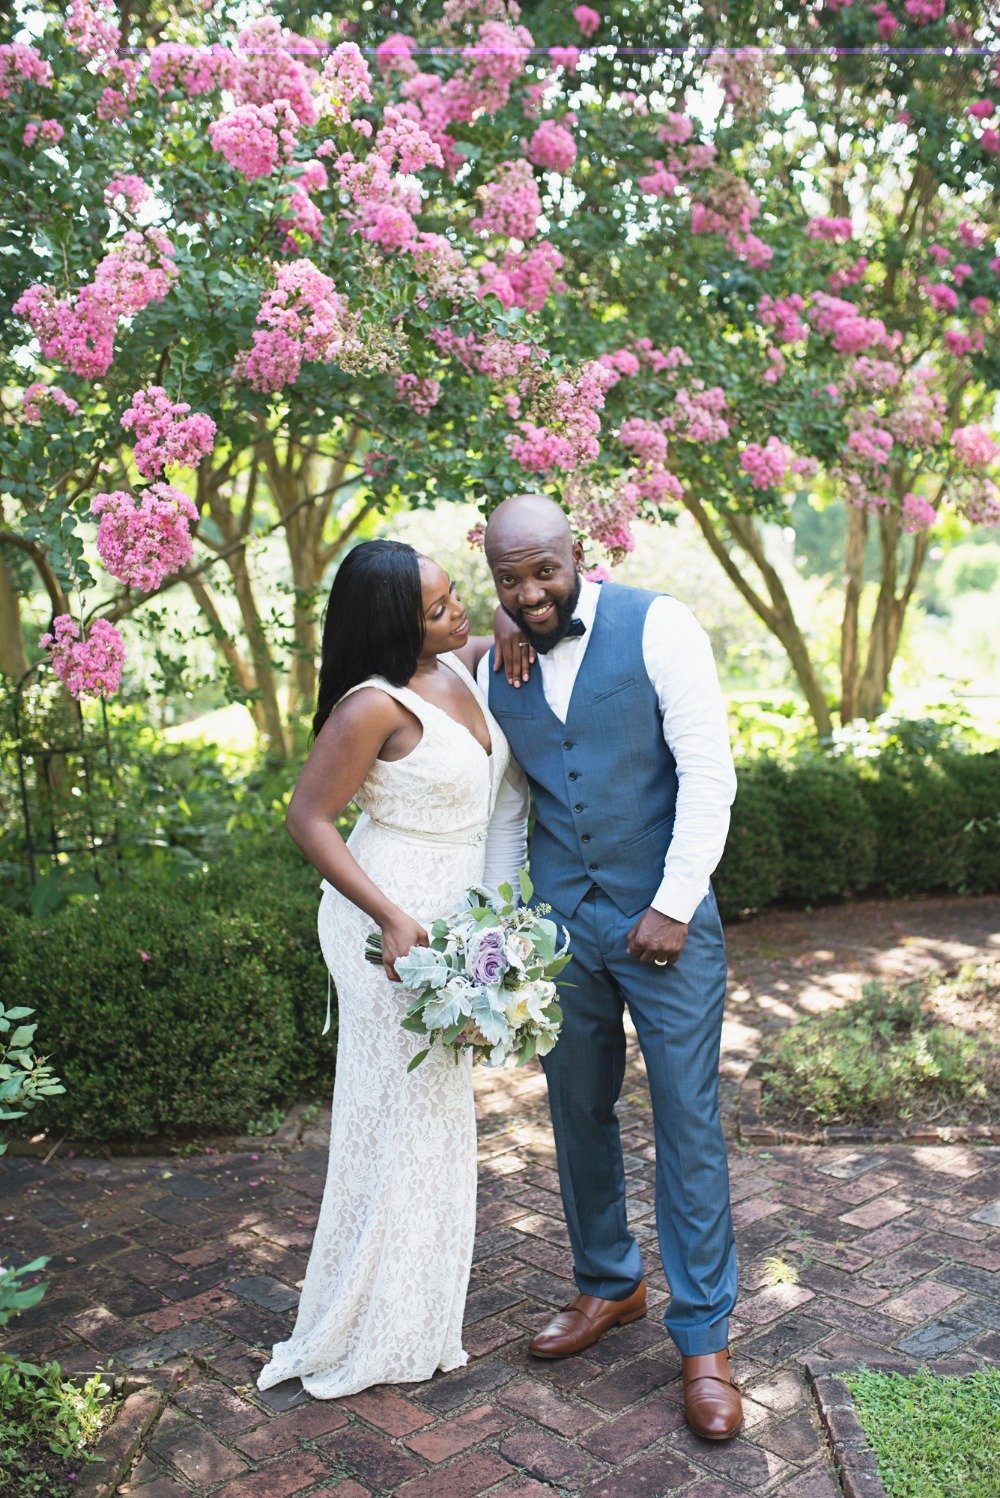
[258, 653, 516, 1399]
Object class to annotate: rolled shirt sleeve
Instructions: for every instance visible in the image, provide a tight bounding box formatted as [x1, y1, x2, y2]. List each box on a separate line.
[643, 597, 737, 924]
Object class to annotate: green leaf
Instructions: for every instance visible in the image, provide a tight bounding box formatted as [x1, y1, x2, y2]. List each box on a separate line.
[518, 869, 534, 905]
[406, 1048, 431, 1072]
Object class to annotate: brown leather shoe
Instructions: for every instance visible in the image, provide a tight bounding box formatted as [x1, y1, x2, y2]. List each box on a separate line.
[528, 1282, 647, 1359]
[682, 1350, 743, 1440]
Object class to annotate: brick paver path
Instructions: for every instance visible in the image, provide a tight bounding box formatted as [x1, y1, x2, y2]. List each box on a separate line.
[2, 896, 998, 1496]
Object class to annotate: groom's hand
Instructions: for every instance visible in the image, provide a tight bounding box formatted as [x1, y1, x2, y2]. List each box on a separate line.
[627, 908, 689, 967]
[492, 606, 535, 686]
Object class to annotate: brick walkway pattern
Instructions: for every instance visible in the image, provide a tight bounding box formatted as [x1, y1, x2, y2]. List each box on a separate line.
[1, 896, 998, 1497]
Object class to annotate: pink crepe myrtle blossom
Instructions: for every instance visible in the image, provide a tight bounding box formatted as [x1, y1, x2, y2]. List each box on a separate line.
[548, 46, 580, 73]
[375, 33, 417, 78]
[758, 293, 808, 344]
[231, 17, 318, 129]
[462, 21, 533, 115]
[618, 417, 668, 465]
[14, 229, 176, 379]
[707, 47, 769, 117]
[41, 615, 125, 700]
[120, 387, 216, 477]
[665, 385, 730, 444]
[586, 564, 611, 582]
[845, 410, 894, 469]
[638, 161, 679, 197]
[232, 259, 362, 393]
[926, 243, 951, 266]
[0, 43, 53, 98]
[472, 158, 541, 240]
[394, 374, 441, 414]
[809, 293, 897, 355]
[320, 42, 373, 123]
[763, 347, 786, 384]
[968, 100, 995, 120]
[479, 241, 564, 311]
[376, 107, 443, 174]
[104, 174, 150, 211]
[658, 112, 694, 145]
[969, 296, 990, 317]
[21, 383, 79, 424]
[149, 42, 232, 98]
[527, 119, 576, 174]
[806, 216, 853, 241]
[572, 6, 601, 39]
[91, 484, 198, 592]
[22, 118, 63, 146]
[926, 282, 959, 312]
[507, 361, 615, 475]
[901, 492, 937, 532]
[951, 263, 973, 286]
[957, 221, 987, 250]
[957, 476, 1000, 526]
[952, 424, 1000, 466]
[740, 437, 794, 490]
[66, 0, 121, 66]
[828, 256, 869, 293]
[208, 101, 299, 182]
[96, 87, 128, 121]
[568, 475, 644, 560]
[944, 328, 984, 358]
[904, 0, 945, 21]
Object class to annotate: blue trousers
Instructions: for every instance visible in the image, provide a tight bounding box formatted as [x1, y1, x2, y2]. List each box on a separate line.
[540, 883, 737, 1356]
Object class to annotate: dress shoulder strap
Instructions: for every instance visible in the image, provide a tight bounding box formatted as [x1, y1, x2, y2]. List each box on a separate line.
[334, 676, 431, 722]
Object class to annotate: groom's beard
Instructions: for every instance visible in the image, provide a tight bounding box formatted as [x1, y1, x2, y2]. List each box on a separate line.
[503, 572, 583, 655]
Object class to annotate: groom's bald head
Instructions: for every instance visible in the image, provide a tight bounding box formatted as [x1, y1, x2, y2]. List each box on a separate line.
[484, 494, 585, 651]
[484, 494, 575, 564]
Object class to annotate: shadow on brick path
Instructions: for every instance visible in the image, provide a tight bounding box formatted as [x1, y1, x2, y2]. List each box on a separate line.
[1, 895, 997, 1496]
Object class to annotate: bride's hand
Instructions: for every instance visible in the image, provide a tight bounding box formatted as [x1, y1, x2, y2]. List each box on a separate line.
[492, 605, 535, 687]
[380, 911, 430, 982]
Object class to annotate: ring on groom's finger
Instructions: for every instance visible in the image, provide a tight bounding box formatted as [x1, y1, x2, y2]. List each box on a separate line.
[653, 958, 670, 967]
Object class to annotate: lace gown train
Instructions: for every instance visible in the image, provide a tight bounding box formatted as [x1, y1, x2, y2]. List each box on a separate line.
[258, 653, 511, 1399]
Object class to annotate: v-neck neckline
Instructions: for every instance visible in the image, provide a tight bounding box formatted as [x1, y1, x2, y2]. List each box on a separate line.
[404, 663, 494, 760]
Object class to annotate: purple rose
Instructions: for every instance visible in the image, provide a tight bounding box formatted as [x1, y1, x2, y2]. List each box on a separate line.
[469, 928, 508, 987]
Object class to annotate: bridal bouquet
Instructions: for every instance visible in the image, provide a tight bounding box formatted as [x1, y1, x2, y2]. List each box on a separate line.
[365, 872, 569, 1070]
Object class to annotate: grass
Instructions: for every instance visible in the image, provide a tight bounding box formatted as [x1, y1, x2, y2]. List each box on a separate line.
[0, 1358, 113, 1498]
[843, 1367, 1000, 1498]
[758, 963, 998, 1129]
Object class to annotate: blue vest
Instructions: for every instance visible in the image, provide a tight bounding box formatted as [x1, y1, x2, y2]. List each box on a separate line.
[488, 582, 679, 919]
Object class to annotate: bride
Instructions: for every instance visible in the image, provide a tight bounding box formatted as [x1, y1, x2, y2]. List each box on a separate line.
[258, 538, 530, 1399]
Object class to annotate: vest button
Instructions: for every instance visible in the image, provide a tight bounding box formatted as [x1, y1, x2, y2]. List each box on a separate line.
[588, 862, 599, 871]
[568, 770, 579, 781]
[582, 834, 591, 843]
[574, 803, 584, 812]
[563, 740, 574, 750]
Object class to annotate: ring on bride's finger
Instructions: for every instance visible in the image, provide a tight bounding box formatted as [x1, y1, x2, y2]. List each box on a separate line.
[654, 958, 670, 967]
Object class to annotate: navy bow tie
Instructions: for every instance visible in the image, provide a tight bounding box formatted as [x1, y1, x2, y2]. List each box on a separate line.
[564, 616, 587, 638]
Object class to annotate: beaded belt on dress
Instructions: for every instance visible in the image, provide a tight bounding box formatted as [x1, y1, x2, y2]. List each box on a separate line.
[368, 817, 487, 847]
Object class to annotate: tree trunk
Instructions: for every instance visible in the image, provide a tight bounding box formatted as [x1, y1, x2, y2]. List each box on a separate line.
[684, 495, 835, 737]
[839, 503, 867, 723]
[0, 551, 30, 681]
[186, 575, 264, 734]
[227, 546, 289, 760]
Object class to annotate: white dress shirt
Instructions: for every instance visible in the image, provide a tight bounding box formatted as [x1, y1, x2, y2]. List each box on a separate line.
[478, 578, 737, 923]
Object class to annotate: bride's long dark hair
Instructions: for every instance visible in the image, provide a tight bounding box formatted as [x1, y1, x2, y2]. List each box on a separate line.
[312, 539, 426, 738]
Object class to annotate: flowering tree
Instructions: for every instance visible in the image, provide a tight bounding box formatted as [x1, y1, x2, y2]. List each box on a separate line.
[2, 0, 998, 751]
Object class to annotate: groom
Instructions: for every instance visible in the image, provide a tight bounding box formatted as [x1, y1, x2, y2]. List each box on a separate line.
[479, 494, 742, 1441]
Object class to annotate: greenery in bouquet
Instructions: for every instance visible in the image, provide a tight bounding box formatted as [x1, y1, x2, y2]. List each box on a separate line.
[365, 872, 569, 1071]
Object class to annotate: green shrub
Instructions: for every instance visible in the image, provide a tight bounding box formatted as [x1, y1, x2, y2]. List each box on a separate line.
[771, 758, 876, 905]
[714, 764, 784, 919]
[858, 756, 969, 896]
[758, 972, 995, 1127]
[944, 749, 1000, 894]
[0, 1359, 111, 1498]
[4, 877, 313, 1141]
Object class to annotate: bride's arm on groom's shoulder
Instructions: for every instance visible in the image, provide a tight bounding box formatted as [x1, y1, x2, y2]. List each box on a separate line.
[284, 689, 430, 979]
[453, 608, 536, 686]
[481, 759, 531, 898]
